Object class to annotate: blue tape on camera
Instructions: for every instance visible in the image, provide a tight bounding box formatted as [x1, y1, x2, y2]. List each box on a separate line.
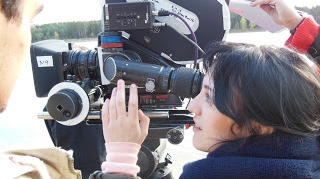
[101, 35, 122, 44]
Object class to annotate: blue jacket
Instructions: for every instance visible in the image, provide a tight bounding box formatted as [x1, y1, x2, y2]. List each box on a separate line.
[180, 133, 320, 179]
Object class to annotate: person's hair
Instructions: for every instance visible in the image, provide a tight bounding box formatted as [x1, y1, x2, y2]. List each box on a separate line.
[203, 41, 320, 137]
[0, 0, 22, 21]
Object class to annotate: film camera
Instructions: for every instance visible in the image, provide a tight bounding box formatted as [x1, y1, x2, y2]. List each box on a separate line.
[30, 0, 229, 178]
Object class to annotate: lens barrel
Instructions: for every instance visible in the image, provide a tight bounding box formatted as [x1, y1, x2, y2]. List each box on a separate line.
[67, 50, 100, 81]
[104, 52, 203, 98]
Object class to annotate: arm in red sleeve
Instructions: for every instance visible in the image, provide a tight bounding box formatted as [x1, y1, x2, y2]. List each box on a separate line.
[285, 16, 320, 54]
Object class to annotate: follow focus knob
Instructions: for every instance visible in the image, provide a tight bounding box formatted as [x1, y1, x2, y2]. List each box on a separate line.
[47, 89, 82, 121]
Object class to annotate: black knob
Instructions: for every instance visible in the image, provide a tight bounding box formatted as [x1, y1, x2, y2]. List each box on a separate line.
[47, 89, 82, 121]
[166, 127, 184, 144]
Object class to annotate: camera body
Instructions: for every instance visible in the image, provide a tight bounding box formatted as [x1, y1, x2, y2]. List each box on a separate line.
[30, 1, 229, 177]
[31, 0, 229, 126]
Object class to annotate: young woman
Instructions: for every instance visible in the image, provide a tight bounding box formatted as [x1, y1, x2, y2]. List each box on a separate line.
[90, 40, 320, 179]
[90, 0, 320, 178]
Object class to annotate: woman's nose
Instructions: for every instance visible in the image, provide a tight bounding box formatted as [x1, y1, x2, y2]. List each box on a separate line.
[188, 95, 201, 115]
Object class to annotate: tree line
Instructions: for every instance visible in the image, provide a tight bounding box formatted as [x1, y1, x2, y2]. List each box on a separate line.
[31, 20, 101, 42]
[31, 5, 320, 42]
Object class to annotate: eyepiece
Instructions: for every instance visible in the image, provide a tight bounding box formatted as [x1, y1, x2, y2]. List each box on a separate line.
[170, 67, 203, 98]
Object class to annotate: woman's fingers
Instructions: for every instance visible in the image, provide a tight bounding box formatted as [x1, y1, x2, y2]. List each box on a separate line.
[116, 79, 127, 120]
[101, 79, 150, 144]
[102, 98, 112, 142]
[138, 109, 150, 138]
[259, 4, 276, 18]
[250, 0, 275, 7]
[128, 83, 139, 123]
[101, 98, 110, 127]
[109, 87, 117, 122]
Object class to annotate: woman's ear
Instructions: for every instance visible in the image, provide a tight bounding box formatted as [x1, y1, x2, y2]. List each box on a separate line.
[252, 121, 274, 135]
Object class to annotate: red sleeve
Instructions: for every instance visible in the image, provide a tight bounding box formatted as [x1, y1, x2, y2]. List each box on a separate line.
[285, 16, 320, 54]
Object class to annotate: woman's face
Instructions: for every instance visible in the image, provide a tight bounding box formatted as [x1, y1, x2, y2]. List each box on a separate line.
[188, 73, 248, 153]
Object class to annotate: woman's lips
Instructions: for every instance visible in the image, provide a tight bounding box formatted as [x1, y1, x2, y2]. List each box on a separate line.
[193, 123, 202, 132]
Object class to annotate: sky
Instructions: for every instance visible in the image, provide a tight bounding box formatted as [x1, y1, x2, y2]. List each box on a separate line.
[33, 0, 102, 24]
[32, 0, 319, 25]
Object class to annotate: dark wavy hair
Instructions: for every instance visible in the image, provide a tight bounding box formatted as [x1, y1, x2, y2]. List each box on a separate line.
[203, 41, 320, 137]
[0, 0, 22, 21]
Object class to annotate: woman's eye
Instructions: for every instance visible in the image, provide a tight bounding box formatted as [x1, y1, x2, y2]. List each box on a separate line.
[205, 93, 212, 102]
[205, 90, 216, 105]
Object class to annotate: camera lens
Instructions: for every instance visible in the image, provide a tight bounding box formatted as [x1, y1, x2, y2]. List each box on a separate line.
[67, 50, 100, 81]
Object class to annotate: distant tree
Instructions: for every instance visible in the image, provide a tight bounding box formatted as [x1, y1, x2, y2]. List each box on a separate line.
[54, 31, 60, 39]
[31, 28, 44, 42]
[31, 20, 101, 42]
[230, 11, 242, 29]
[249, 21, 256, 29]
[296, 5, 320, 24]
[240, 17, 247, 30]
[234, 21, 240, 29]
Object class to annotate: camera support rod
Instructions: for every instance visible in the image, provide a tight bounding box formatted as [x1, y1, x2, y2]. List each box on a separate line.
[37, 110, 195, 125]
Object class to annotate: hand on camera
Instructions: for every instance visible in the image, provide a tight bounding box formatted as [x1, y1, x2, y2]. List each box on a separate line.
[101, 79, 150, 145]
[250, 0, 304, 30]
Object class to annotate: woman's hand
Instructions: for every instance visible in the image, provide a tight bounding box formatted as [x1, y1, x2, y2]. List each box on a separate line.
[250, 0, 304, 30]
[101, 79, 150, 145]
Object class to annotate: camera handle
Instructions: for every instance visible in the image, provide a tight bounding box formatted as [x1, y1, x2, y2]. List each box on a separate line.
[139, 137, 173, 179]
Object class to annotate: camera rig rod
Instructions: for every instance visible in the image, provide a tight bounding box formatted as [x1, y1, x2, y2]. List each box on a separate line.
[37, 109, 195, 125]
